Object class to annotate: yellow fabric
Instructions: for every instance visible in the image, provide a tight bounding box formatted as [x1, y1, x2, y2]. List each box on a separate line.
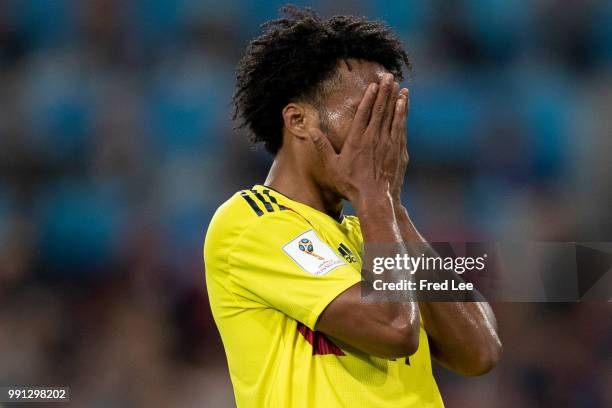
[204, 184, 444, 407]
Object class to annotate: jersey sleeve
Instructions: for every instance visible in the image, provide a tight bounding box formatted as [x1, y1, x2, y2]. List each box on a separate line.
[227, 210, 361, 330]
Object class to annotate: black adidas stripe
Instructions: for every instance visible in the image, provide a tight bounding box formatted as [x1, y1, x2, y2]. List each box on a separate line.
[251, 190, 274, 213]
[240, 191, 263, 216]
[263, 189, 286, 210]
[339, 243, 352, 255]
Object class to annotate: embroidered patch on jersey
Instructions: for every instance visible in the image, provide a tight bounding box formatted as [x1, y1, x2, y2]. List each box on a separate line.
[282, 230, 346, 276]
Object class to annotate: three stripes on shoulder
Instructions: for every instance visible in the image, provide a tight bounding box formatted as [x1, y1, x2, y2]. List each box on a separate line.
[240, 189, 286, 216]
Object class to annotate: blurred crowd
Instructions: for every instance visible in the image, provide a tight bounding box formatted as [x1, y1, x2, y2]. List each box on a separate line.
[0, 0, 610, 406]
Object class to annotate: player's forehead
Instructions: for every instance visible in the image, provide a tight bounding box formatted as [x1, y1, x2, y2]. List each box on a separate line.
[328, 59, 389, 106]
[339, 59, 388, 87]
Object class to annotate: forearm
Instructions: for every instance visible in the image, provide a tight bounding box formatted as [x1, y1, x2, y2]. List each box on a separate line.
[419, 301, 500, 375]
[352, 195, 420, 346]
[394, 204, 502, 375]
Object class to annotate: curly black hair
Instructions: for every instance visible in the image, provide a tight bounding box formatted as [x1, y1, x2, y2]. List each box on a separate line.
[232, 5, 411, 154]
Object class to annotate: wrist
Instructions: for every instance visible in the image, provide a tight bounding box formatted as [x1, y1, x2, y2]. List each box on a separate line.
[393, 204, 424, 242]
[392, 196, 403, 211]
[351, 192, 394, 218]
[393, 201, 408, 217]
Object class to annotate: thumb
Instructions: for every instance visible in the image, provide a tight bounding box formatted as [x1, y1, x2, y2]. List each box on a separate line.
[308, 128, 337, 164]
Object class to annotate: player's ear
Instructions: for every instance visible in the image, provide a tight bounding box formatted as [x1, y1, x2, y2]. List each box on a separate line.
[282, 102, 315, 141]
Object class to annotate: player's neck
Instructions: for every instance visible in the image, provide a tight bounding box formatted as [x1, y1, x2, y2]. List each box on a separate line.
[264, 156, 343, 221]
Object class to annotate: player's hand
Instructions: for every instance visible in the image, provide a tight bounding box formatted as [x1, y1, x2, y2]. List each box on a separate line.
[389, 88, 409, 205]
[308, 73, 401, 205]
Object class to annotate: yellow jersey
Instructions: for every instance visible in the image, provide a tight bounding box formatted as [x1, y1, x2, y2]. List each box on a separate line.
[204, 184, 444, 408]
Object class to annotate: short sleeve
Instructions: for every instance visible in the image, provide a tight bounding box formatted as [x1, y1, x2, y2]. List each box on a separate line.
[228, 210, 361, 330]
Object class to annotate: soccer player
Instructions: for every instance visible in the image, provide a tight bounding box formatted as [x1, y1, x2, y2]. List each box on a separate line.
[204, 6, 501, 407]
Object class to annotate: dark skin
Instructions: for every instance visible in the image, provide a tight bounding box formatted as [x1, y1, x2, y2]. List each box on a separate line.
[265, 58, 502, 375]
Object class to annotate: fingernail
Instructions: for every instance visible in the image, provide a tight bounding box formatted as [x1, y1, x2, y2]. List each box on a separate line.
[371, 83, 378, 92]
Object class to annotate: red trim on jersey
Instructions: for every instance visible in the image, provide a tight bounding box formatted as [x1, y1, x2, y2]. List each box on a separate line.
[297, 322, 345, 356]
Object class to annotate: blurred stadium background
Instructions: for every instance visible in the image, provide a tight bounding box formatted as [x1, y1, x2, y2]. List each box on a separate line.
[0, 0, 611, 406]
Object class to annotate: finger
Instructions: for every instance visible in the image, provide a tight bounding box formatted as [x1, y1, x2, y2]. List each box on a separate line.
[308, 128, 338, 164]
[350, 82, 379, 136]
[368, 73, 394, 132]
[381, 81, 399, 133]
[391, 94, 407, 145]
[403, 89, 410, 149]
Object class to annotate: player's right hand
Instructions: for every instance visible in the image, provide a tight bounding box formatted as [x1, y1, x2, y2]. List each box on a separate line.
[308, 73, 404, 206]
